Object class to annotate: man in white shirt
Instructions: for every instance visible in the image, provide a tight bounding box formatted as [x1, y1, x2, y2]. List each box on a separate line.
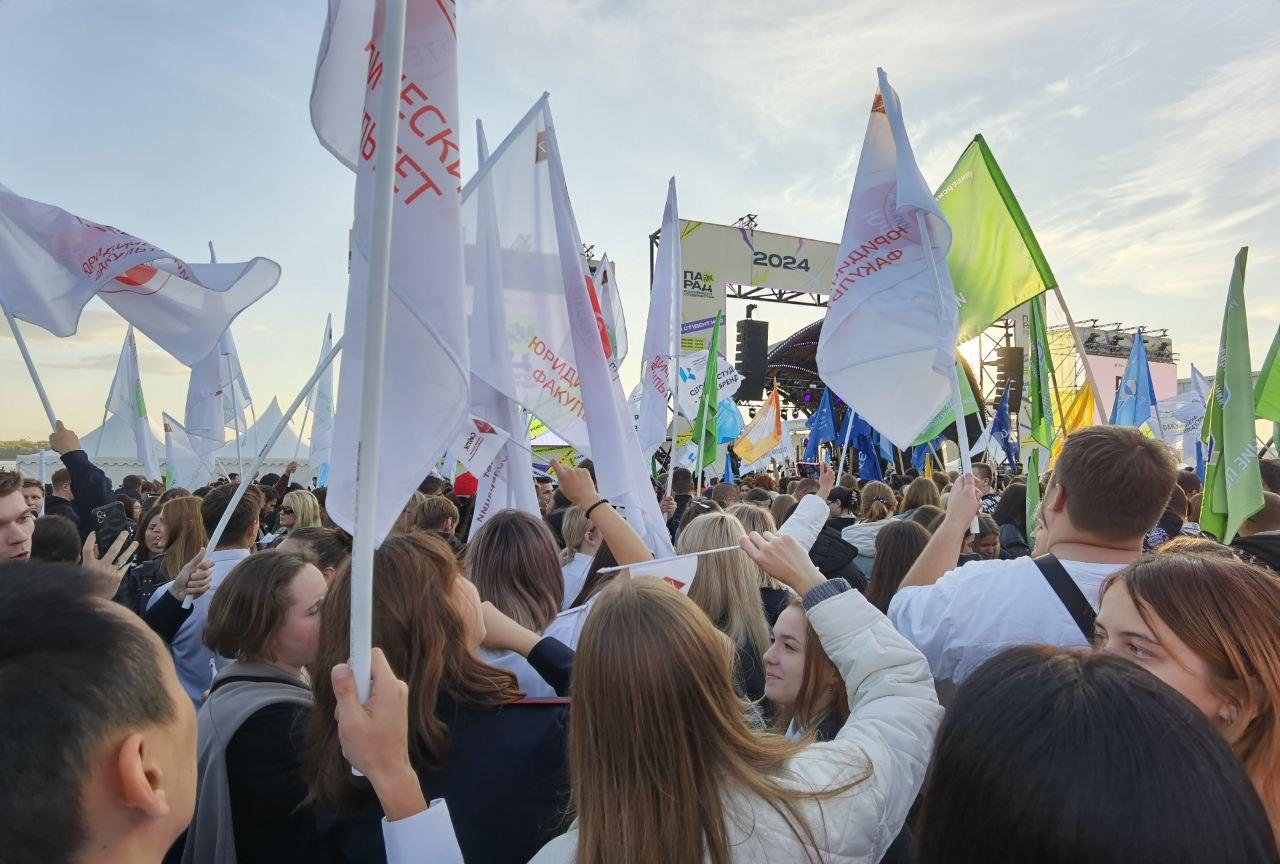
[149, 483, 263, 703]
[889, 426, 1177, 688]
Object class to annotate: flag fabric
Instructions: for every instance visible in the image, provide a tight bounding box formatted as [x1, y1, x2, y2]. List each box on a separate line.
[162, 412, 214, 490]
[541, 99, 674, 557]
[0, 185, 279, 365]
[1026, 448, 1043, 546]
[1201, 248, 1264, 543]
[309, 315, 335, 487]
[1049, 386, 1096, 467]
[717, 398, 746, 444]
[636, 179, 682, 457]
[1026, 294, 1055, 448]
[936, 134, 1057, 343]
[627, 554, 699, 595]
[911, 436, 943, 472]
[733, 379, 783, 465]
[104, 326, 162, 479]
[675, 349, 742, 421]
[816, 68, 959, 447]
[690, 313, 722, 470]
[853, 414, 885, 481]
[184, 334, 231, 460]
[1256, 325, 1280, 424]
[1110, 328, 1158, 428]
[448, 416, 511, 477]
[219, 330, 253, 439]
[723, 450, 735, 484]
[312, 0, 468, 544]
[466, 119, 540, 530]
[803, 388, 838, 462]
[991, 382, 1019, 470]
[912, 360, 980, 447]
[594, 254, 628, 365]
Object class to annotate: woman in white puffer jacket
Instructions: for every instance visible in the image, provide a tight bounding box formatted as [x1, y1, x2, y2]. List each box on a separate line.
[530, 530, 942, 864]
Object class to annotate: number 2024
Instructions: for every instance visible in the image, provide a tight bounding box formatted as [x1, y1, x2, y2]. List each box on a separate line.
[753, 251, 809, 271]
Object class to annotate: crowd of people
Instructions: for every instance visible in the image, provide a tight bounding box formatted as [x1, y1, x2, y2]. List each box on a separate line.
[2, 420, 1280, 862]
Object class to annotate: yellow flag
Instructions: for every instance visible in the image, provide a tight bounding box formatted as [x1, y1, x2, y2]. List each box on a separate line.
[1049, 387, 1096, 467]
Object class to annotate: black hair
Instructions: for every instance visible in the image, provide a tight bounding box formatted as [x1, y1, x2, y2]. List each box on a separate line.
[915, 646, 1280, 864]
[0, 563, 176, 864]
[30, 515, 82, 564]
[991, 483, 1027, 530]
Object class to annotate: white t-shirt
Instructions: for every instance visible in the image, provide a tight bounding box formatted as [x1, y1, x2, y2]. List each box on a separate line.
[560, 551, 593, 610]
[887, 555, 1123, 686]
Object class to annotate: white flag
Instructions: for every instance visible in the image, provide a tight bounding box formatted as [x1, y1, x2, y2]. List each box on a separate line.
[104, 326, 162, 479]
[816, 68, 958, 447]
[636, 179, 681, 457]
[0, 185, 279, 364]
[184, 330, 249, 460]
[309, 314, 335, 487]
[313, 0, 468, 544]
[162, 413, 215, 490]
[542, 100, 675, 557]
[675, 349, 743, 421]
[449, 416, 510, 477]
[219, 330, 253, 436]
[628, 554, 698, 595]
[462, 97, 589, 449]
[594, 254, 628, 364]
[467, 120, 540, 531]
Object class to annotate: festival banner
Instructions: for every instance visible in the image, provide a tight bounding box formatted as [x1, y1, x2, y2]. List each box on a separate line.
[675, 349, 742, 421]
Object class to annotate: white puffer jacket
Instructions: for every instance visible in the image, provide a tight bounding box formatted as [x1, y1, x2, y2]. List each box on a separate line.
[529, 584, 943, 863]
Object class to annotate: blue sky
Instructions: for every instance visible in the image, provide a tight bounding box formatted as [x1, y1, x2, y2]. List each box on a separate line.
[2, 0, 1278, 439]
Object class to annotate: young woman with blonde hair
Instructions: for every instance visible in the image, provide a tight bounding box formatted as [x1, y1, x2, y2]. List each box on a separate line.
[529, 530, 942, 863]
[897, 476, 942, 516]
[1096, 551, 1280, 834]
[841, 480, 897, 574]
[557, 505, 601, 610]
[278, 489, 322, 534]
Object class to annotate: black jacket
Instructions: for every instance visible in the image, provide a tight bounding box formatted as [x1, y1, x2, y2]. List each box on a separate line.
[1233, 531, 1280, 574]
[809, 525, 868, 592]
[142, 588, 193, 645]
[317, 638, 574, 864]
[57, 450, 113, 539]
[666, 493, 694, 540]
[761, 586, 792, 627]
[114, 556, 169, 616]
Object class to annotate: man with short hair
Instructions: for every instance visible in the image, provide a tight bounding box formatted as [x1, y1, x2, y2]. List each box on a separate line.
[791, 477, 820, 501]
[971, 462, 999, 514]
[115, 473, 144, 502]
[666, 467, 696, 537]
[20, 477, 44, 516]
[534, 475, 555, 515]
[1233, 491, 1280, 574]
[710, 482, 740, 507]
[890, 426, 1177, 688]
[148, 483, 263, 702]
[46, 421, 113, 537]
[0, 564, 197, 864]
[0, 471, 35, 562]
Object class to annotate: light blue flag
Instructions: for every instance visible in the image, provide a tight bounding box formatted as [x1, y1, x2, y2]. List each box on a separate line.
[804, 388, 838, 461]
[1110, 328, 1158, 428]
[723, 450, 735, 484]
[991, 381, 1019, 470]
[717, 397, 746, 444]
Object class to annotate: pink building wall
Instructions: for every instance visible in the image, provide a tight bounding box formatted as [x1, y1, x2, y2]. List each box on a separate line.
[1087, 355, 1179, 417]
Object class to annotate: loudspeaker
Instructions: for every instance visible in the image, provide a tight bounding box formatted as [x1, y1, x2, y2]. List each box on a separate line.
[735, 319, 769, 402]
[991, 345, 1025, 410]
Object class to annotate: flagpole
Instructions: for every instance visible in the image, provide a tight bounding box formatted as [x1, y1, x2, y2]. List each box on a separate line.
[183, 337, 344, 609]
[92, 407, 109, 460]
[916, 212, 978, 532]
[3, 305, 57, 429]
[834, 410, 854, 485]
[230, 376, 245, 478]
[293, 395, 312, 463]
[347, 0, 406, 704]
[1052, 286, 1106, 424]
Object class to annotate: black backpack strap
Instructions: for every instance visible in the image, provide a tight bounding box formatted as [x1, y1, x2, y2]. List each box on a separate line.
[1033, 554, 1097, 642]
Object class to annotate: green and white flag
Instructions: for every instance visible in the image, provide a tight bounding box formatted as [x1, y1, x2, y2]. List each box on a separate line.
[937, 134, 1057, 344]
[1201, 248, 1264, 543]
[911, 360, 980, 447]
[1025, 294, 1055, 543]
[105, 325, 162, 479]
[691, 313, 722, 471]
[1256, 324, 1280, 425]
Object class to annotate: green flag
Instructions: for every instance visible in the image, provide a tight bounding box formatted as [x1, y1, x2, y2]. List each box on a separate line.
[937, 135, 1057, 344]
[1025, 294, 1055, 545]
[1256, 324, 1280, 424]
[692, 313, 721, 470]
[911, 360, 980, 447]
[1201, 248, 1264, 543]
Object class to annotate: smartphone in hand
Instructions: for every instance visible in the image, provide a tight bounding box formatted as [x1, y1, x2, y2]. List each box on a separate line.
[91, 501, 136, 561]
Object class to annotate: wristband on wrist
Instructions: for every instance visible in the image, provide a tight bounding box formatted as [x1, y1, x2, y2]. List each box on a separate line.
[584, 498, 609, 520]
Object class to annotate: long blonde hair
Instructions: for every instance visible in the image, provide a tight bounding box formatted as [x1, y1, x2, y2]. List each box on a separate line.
[282, 489, 322, 530]
[897, 476, 941, 514]
[570, 578, 866, 863]
[559, 505, 588, 565]
[677, 512, 770, 658]
[161, 496, 206, 581]
[725, 503, 786, 592]
[858, 481, 896, 522]
[770, 597, 848, 735]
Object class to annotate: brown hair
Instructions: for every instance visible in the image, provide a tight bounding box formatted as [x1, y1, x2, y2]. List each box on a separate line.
[858, 481, 896, 522]
[161, 496, 207, 582]
[569, 578, 864, 863]
[0, 471, 22, 499]
[49, 468, 70, 487]
[20, 477, 42, 491]
[464, 510, 562, 632]
[865, 520, 932, 612]
[201, 483, 263, 546]
[1102, 553, 1280, 833]
[413, 495, 459, 533]
[306, 533, 522, 807]
[753, 474, 778, 492]
[1051, 426, 1176, 542]
[971, 462, 994, 485]
[768, 494, 796, 528]
[204, 551, 311, 661]
[771, 597, 848, 735]
[281, 526, 352, 574]
[898, 477, 941, 514]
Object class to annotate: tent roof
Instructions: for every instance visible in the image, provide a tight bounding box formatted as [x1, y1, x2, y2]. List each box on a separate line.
[215, 397, 308, 462]
[78, 411, 165, 459]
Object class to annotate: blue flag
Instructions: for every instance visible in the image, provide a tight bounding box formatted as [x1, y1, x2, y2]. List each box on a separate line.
[1195, 439, 1206, 484]
[912, 435, 944, 472]
[991, 381, 1019, 470]
[804, 388, 838, 462]
[1110, 328, 1158, 428]
[717, 397, 746, 444]
[723, 449, 735, 484]
[851, 414, 884, 481]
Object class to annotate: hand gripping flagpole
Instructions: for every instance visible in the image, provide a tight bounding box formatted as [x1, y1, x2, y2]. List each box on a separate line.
[834, 411, 855, 485]
[348, 0, 407, 705]
[915, 211, 979, 533]
[182, 337, 344, 609]
[3, 305, 57, 429]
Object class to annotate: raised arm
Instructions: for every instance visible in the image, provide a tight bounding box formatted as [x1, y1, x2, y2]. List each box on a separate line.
[899, 473, 979, 589]
[778, 463, 836, 551]
[552, 460, 652, 567]
[50, 422, 113, 538]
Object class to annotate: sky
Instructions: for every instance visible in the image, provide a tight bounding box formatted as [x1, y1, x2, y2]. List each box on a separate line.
[1, 0, 1278, 440]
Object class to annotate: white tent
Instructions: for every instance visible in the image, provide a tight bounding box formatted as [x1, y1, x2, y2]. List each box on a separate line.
[16, 412, 167, 485]
[214, 397, 313, 481]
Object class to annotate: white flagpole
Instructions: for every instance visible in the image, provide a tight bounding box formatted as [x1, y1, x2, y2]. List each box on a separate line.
[3, 305, 57, 429]
[916, 212, 978, 532]
[183, 337, 344, 609]
[293, 401, 312, 463]
[230, 376, 245, 478]
[664, 219, 685, 499]
[37, 449, 48, 514]
[348, 0, 406, 704]
[834, 412, 855, 485]
[92, 407, 109, 459]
